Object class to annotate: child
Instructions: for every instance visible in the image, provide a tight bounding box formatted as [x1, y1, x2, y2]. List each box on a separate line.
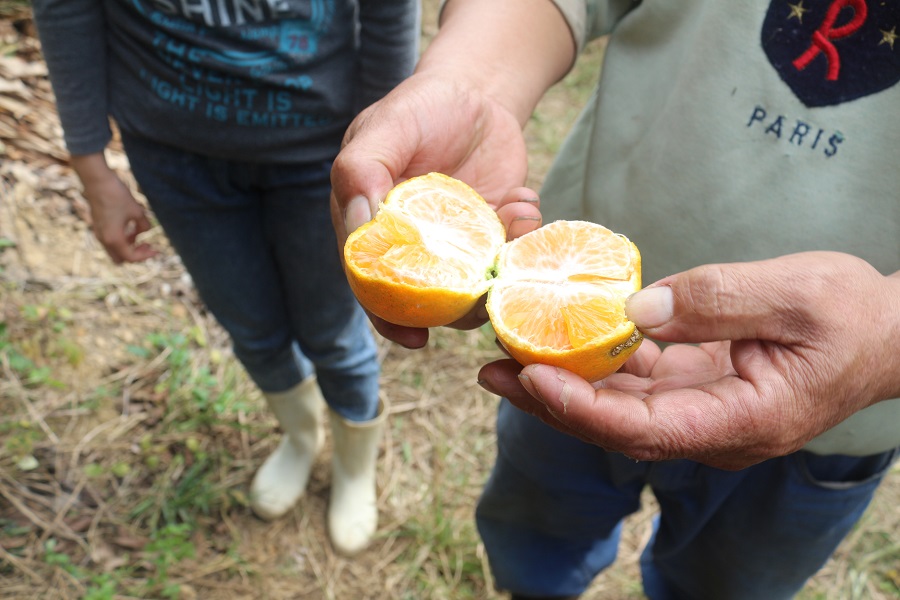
[32, 0, 420, 557]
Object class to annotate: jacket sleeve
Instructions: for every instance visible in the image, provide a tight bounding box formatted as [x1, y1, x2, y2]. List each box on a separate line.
[433, 0, 639, 66]
[31, 0, 112, 156]
[355, 0, 421, 112]
[552, 0, 641, 50]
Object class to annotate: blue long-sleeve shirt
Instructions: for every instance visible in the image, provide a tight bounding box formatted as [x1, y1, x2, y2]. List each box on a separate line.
[32, 0, 420, 162]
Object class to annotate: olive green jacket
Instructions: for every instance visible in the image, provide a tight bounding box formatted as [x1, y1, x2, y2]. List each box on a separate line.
[546, 0, 900, 455]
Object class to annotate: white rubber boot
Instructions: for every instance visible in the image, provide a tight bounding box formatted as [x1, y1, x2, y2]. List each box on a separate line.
[327, 399, 388, 556]
[250, 377, 326, 521]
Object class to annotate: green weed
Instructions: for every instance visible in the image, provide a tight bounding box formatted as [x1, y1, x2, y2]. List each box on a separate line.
[1, 419, 42, 467]
[395, 442, 485, 598]
[143, 523, 196, 599]
[42, 539, 121, 597]
[41, 527, 197, 600]
[0, 301, 83, 389]
[133, 330, 255, 429]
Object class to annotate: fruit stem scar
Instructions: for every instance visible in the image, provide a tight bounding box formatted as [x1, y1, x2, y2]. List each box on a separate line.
[610, 330, 642, 357]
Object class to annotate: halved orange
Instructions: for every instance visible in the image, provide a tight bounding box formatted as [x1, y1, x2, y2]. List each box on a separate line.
[486, 220, 642, 382]
[344, 173, 642, 381]
[344, 173, 506, 328]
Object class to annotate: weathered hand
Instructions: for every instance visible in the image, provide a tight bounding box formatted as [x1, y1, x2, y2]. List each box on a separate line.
[331, 73, 541, 348]
[331, 73, 531, 244]
[330, 0, 574, 349]
[478, 252, 900, 470]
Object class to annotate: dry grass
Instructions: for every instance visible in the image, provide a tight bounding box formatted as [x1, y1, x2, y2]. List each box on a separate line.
[1, 1, 898, 599]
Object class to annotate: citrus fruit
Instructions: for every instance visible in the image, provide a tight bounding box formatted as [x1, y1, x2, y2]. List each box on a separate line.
[343, 173, 506, 328]
[343, 173, 642, 382]
[486, 220, 642, 382]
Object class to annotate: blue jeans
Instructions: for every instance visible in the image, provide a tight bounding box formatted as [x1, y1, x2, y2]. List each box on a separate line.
[121, 132, 380, 421]
[476, 399, 898, 599]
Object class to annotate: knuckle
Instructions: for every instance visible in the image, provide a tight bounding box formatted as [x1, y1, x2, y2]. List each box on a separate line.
[679, 264, 733, 320]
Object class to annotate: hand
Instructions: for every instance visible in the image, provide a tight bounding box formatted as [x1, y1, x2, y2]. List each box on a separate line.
[71, 153, 157, 264]
[478, 252, 900, 470]
[331, 73, 542, 348]
[330, 0, 574, 349]
[331, 72, 535, 243]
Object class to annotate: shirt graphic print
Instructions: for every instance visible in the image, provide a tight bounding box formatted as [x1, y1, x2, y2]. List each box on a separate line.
[761, 0, 900, 106]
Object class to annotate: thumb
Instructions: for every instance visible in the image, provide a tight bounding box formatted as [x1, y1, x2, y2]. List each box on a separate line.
[626, 261, 790, 343]
[495, 187, 542, 241]
[330, 104, 410, 240]
[134, 212, 153, 236]
[330, 159, 393, 240]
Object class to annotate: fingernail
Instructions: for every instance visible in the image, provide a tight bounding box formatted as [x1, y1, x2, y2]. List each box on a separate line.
[344, 195, 372, 234]
[477, 378, 500, 396]
[626, 286, 673, 329]
[518, 197, 540, 204]
[507, 215, 542, 241]
[517, 373, 544, 404]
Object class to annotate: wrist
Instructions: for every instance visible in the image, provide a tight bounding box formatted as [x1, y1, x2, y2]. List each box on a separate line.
[70, 152, 116, 187]
[421, 0, 575, 125]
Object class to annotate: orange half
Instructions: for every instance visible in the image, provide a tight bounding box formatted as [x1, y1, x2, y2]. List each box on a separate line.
[486, 220, 642, 382]
[344, 173, 506, 328]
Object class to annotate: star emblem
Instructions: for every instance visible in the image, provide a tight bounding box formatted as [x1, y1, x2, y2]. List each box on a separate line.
[880, 26, 898, 50]
[787, 0, 809, 22]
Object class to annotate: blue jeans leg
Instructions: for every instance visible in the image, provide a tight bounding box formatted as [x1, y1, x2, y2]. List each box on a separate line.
[257, 162, 380, 420]
[121, 133, 380, 421]
[476, 399, 647, 597]
[477, 399, 898, 599]
[641, 448, 899, 600]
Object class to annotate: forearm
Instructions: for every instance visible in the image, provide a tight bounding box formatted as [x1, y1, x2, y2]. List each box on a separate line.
[32, 0, 111, 156]
[884, 270, 900, 400]
[423, 0, 576, 126]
